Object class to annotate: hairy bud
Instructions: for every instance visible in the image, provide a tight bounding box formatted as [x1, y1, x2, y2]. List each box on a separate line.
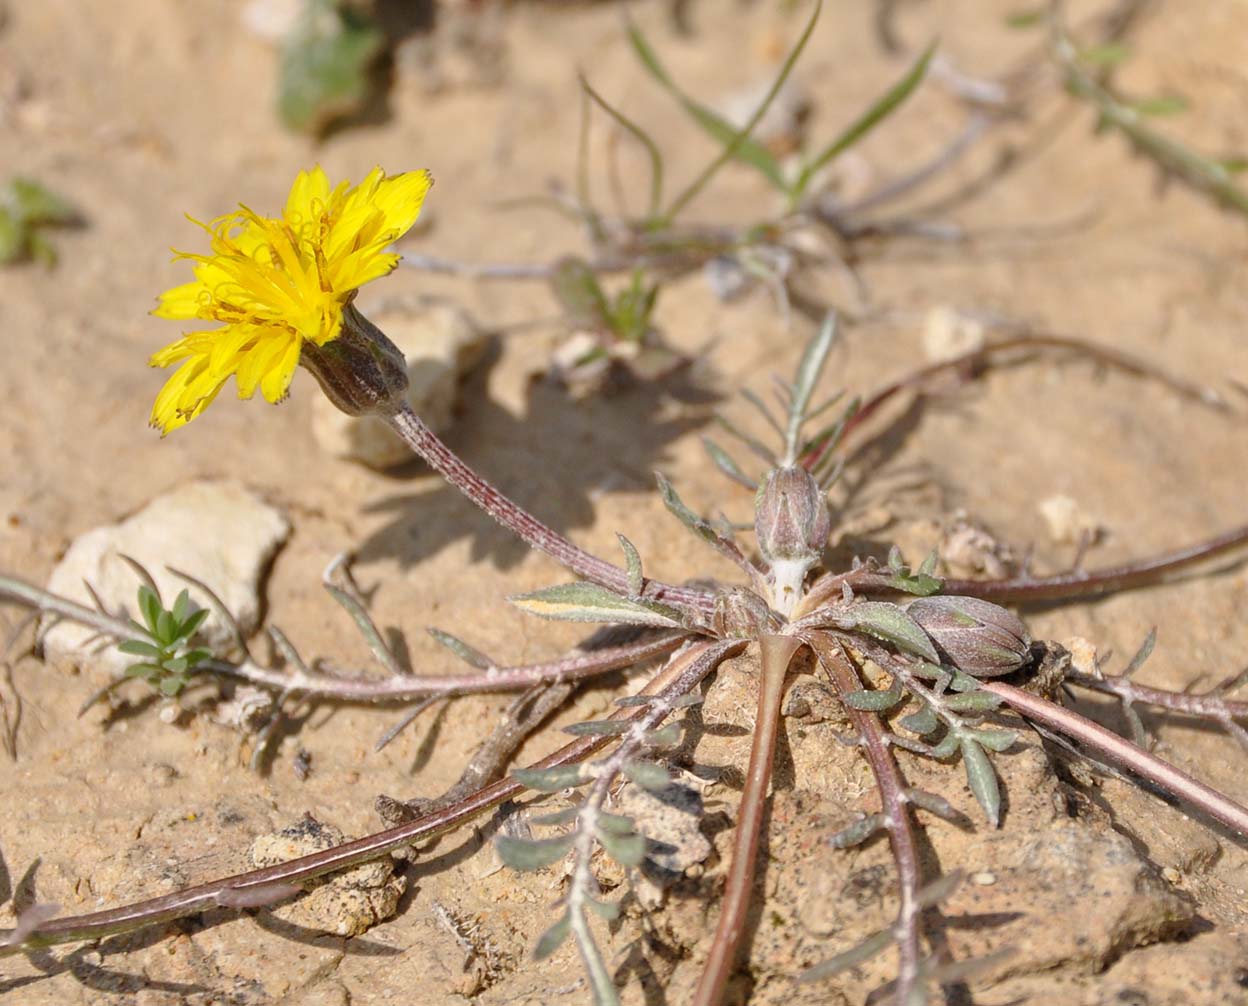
[754, 466, 831, 617]
[299, 303, 410, 418]
[906, 595, 1031, 677]
[755, 466, 831, 564]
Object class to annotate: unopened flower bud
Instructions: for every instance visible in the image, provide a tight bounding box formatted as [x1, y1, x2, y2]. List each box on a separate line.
[906, 595, 1031, 677]
[754, 466, 831, 565]
[299, 303, 410, 418]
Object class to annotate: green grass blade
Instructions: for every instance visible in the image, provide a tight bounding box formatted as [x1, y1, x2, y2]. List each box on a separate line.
[791, 41, 935, 204]
[626, 2, 821, 216]
[578, 73, 665, 220]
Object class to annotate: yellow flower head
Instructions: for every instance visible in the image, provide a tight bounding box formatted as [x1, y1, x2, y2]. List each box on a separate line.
[149, 166, 431, 434]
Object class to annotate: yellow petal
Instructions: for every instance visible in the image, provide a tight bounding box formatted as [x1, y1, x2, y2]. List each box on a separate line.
[371, 169, 432, 240]
[329, 249, 399, 292]
[149, 333, 199, 368]
[235, 332, 292, 399]
[153, 280, 207, 320]
[259, 333, 303, 403]
[150, 355, 227, 436]
[284, 166, 331, 225]
[208, 324, 259, 375]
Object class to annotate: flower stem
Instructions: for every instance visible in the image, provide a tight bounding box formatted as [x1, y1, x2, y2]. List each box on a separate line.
[984, 680, 1248, 836]
[387, 405, 713, 617]
[692, 634, 798, 1006]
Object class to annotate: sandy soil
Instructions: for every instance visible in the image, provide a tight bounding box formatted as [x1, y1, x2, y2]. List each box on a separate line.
[2, 1, 1248, 1003]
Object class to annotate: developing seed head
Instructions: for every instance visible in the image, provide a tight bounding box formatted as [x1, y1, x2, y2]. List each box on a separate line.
[906, 595, 1031, 677]
[755, 466, 830, 615]
[298, 303, 410, 418]
[754, 466, 831, 565]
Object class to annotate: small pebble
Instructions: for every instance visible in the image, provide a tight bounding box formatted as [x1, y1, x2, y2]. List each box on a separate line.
[1038, 493, 1102, 546]
[923, 305, 985, 363]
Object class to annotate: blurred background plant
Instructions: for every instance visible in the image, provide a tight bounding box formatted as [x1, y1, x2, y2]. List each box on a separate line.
[0, 177, 78, 266]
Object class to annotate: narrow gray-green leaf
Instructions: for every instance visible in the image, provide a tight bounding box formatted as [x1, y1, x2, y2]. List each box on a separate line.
[563, 720, 632, 737]
[841, 687, 904, 712]
[324, 579, 401, 677]
[654, 471, 716, 545]
[495, 833, 575, 872]
[914, 869, 964, 909]
[533, 912, 572, 960]
[793, 42, 935, 202]
[900, 704, 939, 736]
[828, 813, 886, 849]
[428, 628, 493, 670]
[530, 806, 583, 827]
[595, 812, 637, 835]
[716, 411, 778, 464]
[702, 437, 756, 489]
[177, 608, 210, 640]
[784, 312, 838, 463]
[622, 760, 672, 790]
[1123, 627, 1157, 678]
[598, 829, 647, 867]
[171, 589, 191, 624]
[617, 533, 644, 598]
[137, 585, 162, 633]
[585, 896, 621, 921]
[643, 722, 683, 747]
[942, 690, 1003, 713]
[510, 582, 684, 629]
[800, 928, 895, 982]
[833, 601, 940, 663]
[967, 728, 1018, 753]
[961, 739, 1001, 827]
[513, 764, 586, 791]
[905, 788, 959, 822]
[117, 639, 164, 659]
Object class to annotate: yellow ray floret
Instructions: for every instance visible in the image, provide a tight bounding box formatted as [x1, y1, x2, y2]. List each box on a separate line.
[149, 166, 432, 434]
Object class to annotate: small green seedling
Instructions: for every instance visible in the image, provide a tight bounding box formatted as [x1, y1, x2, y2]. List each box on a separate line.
[118, 587, 212, 697]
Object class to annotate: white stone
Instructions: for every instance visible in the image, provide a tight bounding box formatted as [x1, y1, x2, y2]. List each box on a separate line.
[42, 481, 289, 674]
[1038, 493, 1102, 545]
[311, 295, 488, 469]
[922, 305, 985, 363]
[240, 0, 303, 43]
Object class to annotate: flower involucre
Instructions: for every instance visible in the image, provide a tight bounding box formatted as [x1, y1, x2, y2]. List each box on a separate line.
[148, 166, 431, 434]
